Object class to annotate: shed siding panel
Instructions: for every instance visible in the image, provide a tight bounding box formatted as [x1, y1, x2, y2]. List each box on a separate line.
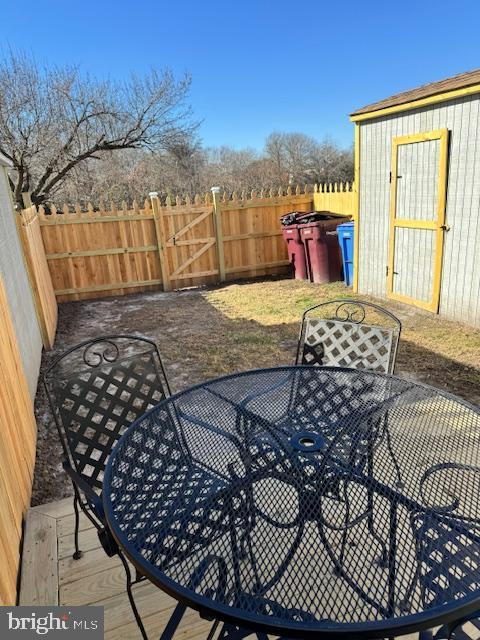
[396, 138, 439, 221]
[0, 167, 42, 396]
[393, 228, 434, 303]
[359, 95, 480, 325]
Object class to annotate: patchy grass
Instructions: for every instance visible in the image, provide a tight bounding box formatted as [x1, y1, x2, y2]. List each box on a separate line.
[205, 280, 349, 325]
[204, 279, 480, 402]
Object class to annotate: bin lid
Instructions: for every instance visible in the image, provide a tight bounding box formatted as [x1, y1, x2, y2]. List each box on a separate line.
[280, 211, 305, 226]
[337, 221, 354, 229]
[298, 217, 345, 229]
[281, 211, 342, 226]
[298, 211, 338, 221]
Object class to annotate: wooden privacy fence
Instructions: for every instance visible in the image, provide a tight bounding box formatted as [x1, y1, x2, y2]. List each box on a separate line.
[35, 183, 354, 302]
[0, 275, 37, 604]
[313, 181, 356, 217]
[16, 206, 58, 349]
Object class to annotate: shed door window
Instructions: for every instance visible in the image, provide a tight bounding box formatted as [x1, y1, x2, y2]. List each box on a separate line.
[387, 129, 449, 313]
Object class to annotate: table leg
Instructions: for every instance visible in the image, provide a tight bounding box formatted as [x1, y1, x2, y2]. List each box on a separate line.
[214, 622, 270, 639]
[366, 419, 388, 567]
[158, 602, 187, 640]
[387, 499, 398, 618]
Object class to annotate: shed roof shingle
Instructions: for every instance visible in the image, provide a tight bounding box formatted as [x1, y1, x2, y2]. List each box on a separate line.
[351, 68, 480, 116]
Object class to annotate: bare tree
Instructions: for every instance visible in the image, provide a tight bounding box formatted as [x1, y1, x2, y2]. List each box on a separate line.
[201, 147, 263, 193]
[52, 132, 354, 204]
[0, 51, 197, 206]
[265, 132, 353, 186]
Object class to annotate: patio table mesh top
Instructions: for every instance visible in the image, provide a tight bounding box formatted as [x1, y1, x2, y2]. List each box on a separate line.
[103, 366, 480, 637]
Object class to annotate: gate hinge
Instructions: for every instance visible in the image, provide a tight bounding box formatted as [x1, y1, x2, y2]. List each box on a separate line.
[386, 265, 389, 276]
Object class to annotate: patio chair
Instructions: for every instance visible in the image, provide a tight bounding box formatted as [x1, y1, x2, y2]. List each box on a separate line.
[408, 510, 480, 639]
[43, 335, 171, 640]
[294, 301, 404, 578]
[295, 298, 402, 374]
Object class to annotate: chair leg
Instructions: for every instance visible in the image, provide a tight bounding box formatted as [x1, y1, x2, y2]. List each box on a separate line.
[118, 552, 149, 640]
[72, 493, 83, 560]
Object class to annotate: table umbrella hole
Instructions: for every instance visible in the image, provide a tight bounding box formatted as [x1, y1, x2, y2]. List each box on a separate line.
[291, 432, 324, 452]
[300, 436, 315, 447]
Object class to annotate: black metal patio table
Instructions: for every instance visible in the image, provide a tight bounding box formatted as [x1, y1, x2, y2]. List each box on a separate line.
[103, 366, 480, 639]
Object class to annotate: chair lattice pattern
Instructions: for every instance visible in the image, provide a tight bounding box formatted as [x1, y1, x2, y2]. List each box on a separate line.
[411, 514, 480, 608]
[301, 318, 395, 374]
[54, 352, 167, 490]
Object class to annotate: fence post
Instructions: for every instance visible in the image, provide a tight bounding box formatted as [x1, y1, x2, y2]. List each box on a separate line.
[211, 187, 225, 282]
[149, 192, 171, 292]
[21, 192, 32, 208]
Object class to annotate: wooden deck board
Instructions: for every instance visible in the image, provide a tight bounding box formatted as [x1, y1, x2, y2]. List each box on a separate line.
[98, 583, 178, 631]
[58, 525, 101, 559]
[18, 500, 477, 640]
[19, 510, 58, 606]
[59, 565, 129, 606]
[32, 497, 78, 519]
[59, 547, 122, 585]
[56, 511, 94, 537]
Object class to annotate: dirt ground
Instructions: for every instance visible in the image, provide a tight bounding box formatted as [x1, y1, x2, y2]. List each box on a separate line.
[31, 278, 480, 506]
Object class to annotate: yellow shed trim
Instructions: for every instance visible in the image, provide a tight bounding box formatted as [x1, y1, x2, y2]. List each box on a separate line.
[352, 123, 360, 292]
[386, 129, 449, 313]
[350, 83, 480, 123]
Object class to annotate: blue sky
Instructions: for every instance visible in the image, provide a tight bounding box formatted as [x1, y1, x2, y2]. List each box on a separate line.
[1, 0, 478, 150]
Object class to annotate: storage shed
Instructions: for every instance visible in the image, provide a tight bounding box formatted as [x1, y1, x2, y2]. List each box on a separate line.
[350, 69, 480, 326]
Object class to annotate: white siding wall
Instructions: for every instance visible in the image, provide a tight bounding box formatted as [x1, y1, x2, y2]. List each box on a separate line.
[358, 94, 480, 326]
[0, 164, 42, 396]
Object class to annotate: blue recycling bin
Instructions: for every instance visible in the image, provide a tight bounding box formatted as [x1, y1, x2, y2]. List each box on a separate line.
[337, 221, 354, 286]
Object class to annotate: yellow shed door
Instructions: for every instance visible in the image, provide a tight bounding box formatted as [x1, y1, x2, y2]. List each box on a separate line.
[387, 129, 449, 312]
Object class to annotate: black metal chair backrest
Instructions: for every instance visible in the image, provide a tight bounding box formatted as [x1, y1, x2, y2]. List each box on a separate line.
[296, 299, 402, 374]
[43, 335, 171, 493]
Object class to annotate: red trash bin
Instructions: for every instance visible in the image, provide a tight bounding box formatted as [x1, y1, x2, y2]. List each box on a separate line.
[299, 218, 343, 283]
[282, 224, 308, 280]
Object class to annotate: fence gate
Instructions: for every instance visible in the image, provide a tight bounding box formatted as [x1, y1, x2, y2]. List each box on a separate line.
[151, 196, 219, 290]
[387, 129, 449, 312]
